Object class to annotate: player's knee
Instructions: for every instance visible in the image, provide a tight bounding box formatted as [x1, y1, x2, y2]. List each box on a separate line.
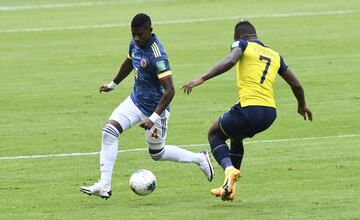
[208, 122, 226, 142]
[148, 148, 165, 161]
[208, 125, 219, 141]
[107, 120, 123, 134]
[147, 141, 165, 161]
[208, 125, 217, 141]
[102, 124, 120, 144]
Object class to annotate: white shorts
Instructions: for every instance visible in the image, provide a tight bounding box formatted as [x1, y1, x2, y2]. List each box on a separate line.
[109, 96, 169, 150]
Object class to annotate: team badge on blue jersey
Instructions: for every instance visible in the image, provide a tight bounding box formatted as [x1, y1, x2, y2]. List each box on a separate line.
[140, 58, 147, 68]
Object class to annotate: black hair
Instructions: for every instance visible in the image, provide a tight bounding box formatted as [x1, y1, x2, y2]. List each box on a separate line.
[131, 13, 152, 28]
[234, 20, 256, 36]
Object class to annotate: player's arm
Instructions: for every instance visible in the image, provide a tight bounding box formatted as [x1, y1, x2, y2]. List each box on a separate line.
[280, 68, 313, 121]
[155, 76, 175, 114]
[99, 56, 133, 93]
[182, 47, 243, 94]
[140, 76, 175, 129]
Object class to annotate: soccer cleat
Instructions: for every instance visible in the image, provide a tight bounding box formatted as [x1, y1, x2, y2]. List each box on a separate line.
[210, 166, 240, 201]
[210, 183, 237, 198]
[199, 150, 215, 182]
[221, 184, 237, 201]
[210, 187, 222, 197]
[80, 182, 112, 200]
[220, 167, 240, 201]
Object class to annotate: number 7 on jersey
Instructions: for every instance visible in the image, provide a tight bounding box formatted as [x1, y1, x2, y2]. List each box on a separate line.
[259, 55, 271, 84]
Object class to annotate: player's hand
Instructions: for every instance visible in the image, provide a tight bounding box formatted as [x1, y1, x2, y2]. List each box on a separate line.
[99, 84, 113, 93]
[140, 118, 154, 130]
[298, 106, 313, 121]
[182, 77, 205, 94]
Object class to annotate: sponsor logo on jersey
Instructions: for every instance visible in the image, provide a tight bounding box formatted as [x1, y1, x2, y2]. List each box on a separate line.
[140, 58, 147, 68]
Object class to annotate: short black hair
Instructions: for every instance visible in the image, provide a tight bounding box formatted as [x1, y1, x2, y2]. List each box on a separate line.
[131, 13, 151, 28]
[234, 20, 256, 36]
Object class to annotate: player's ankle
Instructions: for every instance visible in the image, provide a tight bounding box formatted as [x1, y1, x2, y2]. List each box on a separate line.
[225, 166, 235, 175]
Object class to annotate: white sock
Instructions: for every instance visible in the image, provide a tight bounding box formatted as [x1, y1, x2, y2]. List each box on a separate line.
[99, 124, 119, 189]
[160, 145, 201, 164]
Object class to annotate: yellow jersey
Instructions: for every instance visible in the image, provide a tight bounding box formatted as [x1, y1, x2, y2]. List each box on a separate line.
[232, 40, 288, 108]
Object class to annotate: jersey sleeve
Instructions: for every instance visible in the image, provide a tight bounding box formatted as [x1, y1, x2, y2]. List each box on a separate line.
[231, 40, 248, 51]
[127, 41, 133, 60]
[154, 56, 172, 80]
[278, 55, 289, 75]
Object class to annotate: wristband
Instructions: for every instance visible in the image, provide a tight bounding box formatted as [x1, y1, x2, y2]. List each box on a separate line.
[149, 112, 160, 123]
[107, 81, 118, 89]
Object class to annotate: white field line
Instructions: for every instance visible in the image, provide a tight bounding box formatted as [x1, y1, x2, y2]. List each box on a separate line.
[1, 133, 359, 161]
[0, 10, 358, 33]
[0, 0, 166, 11]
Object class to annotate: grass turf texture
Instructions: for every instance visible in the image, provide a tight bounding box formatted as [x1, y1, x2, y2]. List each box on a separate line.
[0, 0, 359, 219]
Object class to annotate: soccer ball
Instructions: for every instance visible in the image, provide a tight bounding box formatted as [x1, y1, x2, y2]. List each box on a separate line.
[129, 169, 157, 196]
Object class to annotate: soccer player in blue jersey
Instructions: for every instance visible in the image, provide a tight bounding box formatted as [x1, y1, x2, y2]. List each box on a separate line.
[183, 20, 312, 201]
[80, 13, 214, 199]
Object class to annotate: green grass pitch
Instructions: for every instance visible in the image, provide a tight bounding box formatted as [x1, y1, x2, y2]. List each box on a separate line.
[0, 0, 359, 219]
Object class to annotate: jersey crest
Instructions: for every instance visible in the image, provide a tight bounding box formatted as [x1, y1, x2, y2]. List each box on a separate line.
[140, 58, 147, 68]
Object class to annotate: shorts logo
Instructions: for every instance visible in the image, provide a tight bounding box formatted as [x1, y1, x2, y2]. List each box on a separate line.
[140, 58, 147, 68]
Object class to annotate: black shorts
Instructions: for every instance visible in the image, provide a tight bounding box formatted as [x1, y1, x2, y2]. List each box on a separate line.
[219, 103, 277, 139]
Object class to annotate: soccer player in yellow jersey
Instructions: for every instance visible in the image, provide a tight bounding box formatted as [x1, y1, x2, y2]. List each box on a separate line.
[182, 20, 312, 201]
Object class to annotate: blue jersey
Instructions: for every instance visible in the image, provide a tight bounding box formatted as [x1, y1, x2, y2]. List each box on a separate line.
[128, 34, 172, 116]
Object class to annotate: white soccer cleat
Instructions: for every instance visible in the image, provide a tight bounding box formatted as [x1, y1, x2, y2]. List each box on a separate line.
[80, 182, 112, 200]
[199, 150, 215, 182]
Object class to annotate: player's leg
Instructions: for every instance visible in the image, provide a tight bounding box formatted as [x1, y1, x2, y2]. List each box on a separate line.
[98, 120, 121, 190]
[81, 96, 141, 199]
[210, 104, 251, 201]
[145, 110, 214, 182]
[208, 120, 240, 201]
[210, 138, 243, 199]
[212, 105, 276, 201]
[229, 137, 244, 170]
[208, 121, 232, 170]
[214, 138, 243, 200]
[80, 119, 121, 199]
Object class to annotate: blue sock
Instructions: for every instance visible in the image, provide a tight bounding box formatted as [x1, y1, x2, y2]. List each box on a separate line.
[209, 136, 232, 170]
[230, 139, 244, 169]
